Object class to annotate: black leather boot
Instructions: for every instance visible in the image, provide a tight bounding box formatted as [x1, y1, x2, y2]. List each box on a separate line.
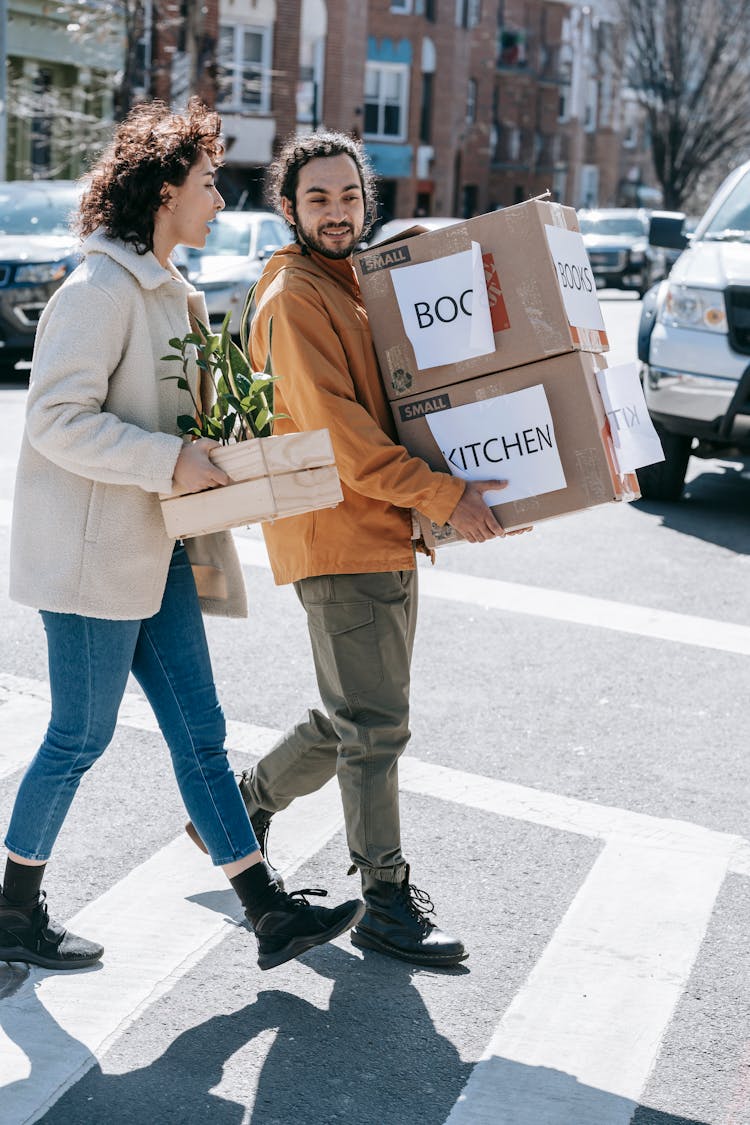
[0, 889, 103, 970]
[251, 888, 365, 972]
[351, 866, 468, 966]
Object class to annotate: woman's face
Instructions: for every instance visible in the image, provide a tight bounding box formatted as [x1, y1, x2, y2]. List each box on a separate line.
[159, 151, 224, 254]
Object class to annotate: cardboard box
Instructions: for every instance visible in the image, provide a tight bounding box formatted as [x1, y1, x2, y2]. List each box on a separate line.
[159, 429, 343, 539]
[354, 198, 609, 401]
[390, 351, 639, 540]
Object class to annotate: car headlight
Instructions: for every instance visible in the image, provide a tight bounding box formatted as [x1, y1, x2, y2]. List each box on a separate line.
[15, 260, 72, 285]
[659, 284, 727, 333]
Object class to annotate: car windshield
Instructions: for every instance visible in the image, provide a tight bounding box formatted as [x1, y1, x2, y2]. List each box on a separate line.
[0, 185, 79, 236]
[578, 216, 647, 237]
[703, 169, 750, 242]
[190, 214, 290, 258]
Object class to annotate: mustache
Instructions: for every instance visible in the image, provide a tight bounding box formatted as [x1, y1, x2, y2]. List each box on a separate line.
[320, 222, 355, 233]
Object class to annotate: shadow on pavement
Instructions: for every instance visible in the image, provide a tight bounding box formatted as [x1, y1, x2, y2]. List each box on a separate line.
[1, 947, 712, 1125]
[634, 457, 750, 555]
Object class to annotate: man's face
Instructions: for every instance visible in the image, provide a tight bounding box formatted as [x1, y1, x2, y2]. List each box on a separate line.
[282, 153, 366, 259]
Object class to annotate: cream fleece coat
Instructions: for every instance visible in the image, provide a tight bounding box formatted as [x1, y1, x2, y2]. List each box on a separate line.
[9, 230, 247, 620]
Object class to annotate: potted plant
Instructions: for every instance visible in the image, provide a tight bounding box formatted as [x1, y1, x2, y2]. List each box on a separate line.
[158, 302, 342, 539]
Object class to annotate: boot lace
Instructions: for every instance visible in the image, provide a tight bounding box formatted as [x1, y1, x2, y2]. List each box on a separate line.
[278, 887, 329, 910]
[399, 879, 436, 930]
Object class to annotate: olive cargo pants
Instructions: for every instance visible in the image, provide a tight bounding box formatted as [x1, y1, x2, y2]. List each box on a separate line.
[241, 570, 417, 883]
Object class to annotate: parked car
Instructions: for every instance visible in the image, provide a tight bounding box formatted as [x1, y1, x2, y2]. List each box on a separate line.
[181, 210, 292, 335]
[369, 216, 462, 245]
[637, 162, 750, 500]
[0, 180, 82, 377]
[578, 208, 665, 297]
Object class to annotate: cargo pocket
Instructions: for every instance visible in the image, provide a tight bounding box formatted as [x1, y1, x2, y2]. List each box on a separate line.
[306, 600, 383, 697]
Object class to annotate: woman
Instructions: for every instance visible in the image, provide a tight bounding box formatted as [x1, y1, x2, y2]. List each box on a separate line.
[1, 99, 363, 973]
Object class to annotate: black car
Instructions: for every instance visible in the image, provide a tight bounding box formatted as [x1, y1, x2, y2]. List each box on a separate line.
[0, 181, 82, 377]
[578, 208, 666, 298]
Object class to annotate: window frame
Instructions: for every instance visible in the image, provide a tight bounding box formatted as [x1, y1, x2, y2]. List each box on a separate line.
[363, 61, 410, 143]
[217, 23, 273, 114]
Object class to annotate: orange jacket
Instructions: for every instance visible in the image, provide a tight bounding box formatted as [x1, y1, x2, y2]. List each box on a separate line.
[251, 243, 465, 585]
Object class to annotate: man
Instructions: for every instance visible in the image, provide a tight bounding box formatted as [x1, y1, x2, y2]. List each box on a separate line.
[189, 132, 520, 965]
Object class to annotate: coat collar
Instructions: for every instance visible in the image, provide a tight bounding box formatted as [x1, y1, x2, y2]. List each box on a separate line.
[81, 228, 188, 292]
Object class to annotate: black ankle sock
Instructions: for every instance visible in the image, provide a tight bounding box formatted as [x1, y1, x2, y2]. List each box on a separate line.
[230, 860, 282, 922]
[3, 858, 46, 905]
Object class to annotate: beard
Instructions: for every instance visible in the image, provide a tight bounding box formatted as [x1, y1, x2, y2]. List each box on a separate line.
[293, 211, 363, 260]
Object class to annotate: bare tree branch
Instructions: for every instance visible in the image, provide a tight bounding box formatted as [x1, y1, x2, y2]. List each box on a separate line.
[616, 0, 750, 208]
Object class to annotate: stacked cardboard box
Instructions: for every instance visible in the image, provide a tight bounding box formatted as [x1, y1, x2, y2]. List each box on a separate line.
[354, 197, 640, 541]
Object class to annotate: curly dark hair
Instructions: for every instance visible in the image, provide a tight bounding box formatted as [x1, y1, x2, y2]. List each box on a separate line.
[77, 97, 223, 253]
[266, 131, 378, 238]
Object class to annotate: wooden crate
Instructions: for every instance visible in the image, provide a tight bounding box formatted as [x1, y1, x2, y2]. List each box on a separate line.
[159, 429, 343, 539]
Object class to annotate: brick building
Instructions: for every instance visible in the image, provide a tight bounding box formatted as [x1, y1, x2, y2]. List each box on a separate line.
[213, 0, 658, 218]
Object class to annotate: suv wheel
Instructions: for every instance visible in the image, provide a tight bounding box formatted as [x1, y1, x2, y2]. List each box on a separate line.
[637, 423, 693, 501]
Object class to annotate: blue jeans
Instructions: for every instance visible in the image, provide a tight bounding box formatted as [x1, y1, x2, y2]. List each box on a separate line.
[4, 544, 259, 867]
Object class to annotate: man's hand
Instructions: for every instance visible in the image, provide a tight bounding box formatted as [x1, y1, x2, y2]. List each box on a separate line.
[172, 438, 230, 494]
[447, 480, 508, 543]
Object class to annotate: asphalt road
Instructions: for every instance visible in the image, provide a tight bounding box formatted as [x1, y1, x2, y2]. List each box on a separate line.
[0, 294, 748, 1125]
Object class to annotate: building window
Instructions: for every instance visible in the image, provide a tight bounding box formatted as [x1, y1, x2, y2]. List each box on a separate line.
[558, 86, 569, 123]
[584, 77, 598, 132]
[466, 78, 477, 124]
[581, 164, 599, 208]
[420, 72, 434, 143]
[391, 0, 412, 11]
[30, 69, 53, 175]
[497, 27, 527, 67]
[217, 24, 272, 112]
[456, 0, 482, 28]
[364, 62, 409, 141]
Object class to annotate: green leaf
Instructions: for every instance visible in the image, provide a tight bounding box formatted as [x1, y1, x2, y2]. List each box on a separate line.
[177, 413, 199, 431]
[168, 337, 184, 349]
[228, 339, 250, 376]
[160, 353, 184, 362]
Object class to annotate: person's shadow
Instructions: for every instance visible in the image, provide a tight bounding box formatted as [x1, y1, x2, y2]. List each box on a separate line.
[0, 947, 712, 1125]
[2, 942, 470, 1124]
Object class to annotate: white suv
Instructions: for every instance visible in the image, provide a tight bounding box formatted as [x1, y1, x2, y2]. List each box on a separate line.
[637, 162, 750, 500]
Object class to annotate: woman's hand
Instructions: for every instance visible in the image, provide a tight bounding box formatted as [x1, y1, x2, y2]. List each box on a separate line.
[172, 438, 230, 494]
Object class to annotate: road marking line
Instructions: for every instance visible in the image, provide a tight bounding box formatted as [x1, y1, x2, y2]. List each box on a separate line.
[0, 673, 746, 1124]
[2, 511, 748, 656]
[231, 535, 750, 656]
[443, 836, 733, 1125]
[0, 780, 344, 1125]
[3, 672, 749, 877]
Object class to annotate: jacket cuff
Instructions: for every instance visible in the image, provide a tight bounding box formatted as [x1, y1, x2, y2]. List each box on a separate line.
[421, 475, 465, 526]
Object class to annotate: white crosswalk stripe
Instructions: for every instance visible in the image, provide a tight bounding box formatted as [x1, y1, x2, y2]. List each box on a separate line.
[2, 504, 749, 655]
[0, 674, 747, 1123]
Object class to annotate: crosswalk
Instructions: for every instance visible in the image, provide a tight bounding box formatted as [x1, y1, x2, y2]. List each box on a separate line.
[1, 670, 747, 1124]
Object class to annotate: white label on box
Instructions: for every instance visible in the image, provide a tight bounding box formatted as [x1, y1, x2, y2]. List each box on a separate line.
[595, 362, 665, 473]
[390, 241, 495, 371]
[424, 384, 567, 505]
[544, 224, 607, 333]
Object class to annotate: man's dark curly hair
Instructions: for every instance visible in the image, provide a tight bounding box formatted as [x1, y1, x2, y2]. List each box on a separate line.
[267, 131, 378, 238]
[77, 97, 223, 253]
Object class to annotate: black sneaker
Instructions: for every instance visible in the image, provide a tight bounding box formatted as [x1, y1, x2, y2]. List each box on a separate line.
[185, 801, 284, 890]
[351, 866, 468, 967]
[0, 890, 103, 971]
[253, 888, 365, 971]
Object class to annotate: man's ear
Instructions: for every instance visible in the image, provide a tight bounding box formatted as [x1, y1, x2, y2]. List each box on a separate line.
[280, 196, 295, 227]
